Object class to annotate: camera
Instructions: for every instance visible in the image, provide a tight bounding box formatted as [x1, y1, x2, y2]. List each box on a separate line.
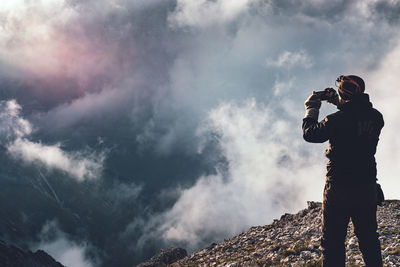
[313, 88, 336, 101]
[313, 90, 330, 101]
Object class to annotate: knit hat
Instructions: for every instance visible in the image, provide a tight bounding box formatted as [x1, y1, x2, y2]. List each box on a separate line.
[336, 75, 365, 100]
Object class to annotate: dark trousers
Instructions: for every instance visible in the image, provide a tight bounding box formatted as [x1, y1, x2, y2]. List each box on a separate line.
[321, 181, 383, 267]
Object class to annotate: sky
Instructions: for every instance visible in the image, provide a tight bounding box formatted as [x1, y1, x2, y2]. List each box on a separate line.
[1, 0, 400, 266]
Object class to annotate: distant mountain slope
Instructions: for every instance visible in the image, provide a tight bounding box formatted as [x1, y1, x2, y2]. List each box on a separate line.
[159, 200, 400, 267]
[0, 240, 64, 267]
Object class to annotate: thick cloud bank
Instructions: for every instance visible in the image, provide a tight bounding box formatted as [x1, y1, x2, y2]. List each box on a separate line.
[1, 0, 400, 265]
[153, 99, 322, 249]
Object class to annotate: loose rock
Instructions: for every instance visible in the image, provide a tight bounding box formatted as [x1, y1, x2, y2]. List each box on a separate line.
[169, 200, 400, 266]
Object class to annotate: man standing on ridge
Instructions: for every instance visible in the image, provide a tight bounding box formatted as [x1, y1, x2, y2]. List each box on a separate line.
[302, 75, 384, 266]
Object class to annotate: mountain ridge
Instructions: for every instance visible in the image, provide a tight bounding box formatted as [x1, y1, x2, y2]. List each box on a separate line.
[0, 239, 64, 267]
[2, 200, 399, 266]
[139, 200, 400, 267]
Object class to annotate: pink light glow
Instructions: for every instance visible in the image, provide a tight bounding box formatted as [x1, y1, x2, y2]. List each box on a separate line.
[0, 0, 133, 101]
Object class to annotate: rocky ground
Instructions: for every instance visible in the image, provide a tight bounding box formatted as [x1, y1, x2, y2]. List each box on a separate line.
[156, 200, 400, 267]
[137, 248, 187, 267]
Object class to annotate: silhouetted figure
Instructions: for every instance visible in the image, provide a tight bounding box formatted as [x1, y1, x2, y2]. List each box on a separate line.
[302, 75, 384, 267]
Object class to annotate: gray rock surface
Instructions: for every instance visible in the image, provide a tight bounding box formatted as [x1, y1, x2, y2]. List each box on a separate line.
[136, 247, 187, 267]
[169, 200, 400, 266]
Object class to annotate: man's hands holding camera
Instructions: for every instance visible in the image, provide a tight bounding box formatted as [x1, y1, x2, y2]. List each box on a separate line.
[304, 88, 339, 120]
[323, 88, 339, 106]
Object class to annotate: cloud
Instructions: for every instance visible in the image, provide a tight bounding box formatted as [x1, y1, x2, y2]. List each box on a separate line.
[39, 87, 133, 130]
[0, 100, 104, 180]
[0, 0, 145, 110]
[169, 0, 255, 28]
[265, 50, 313, 69]
[272, 78, 294, 96]
[0, 99, 32, 141]
[7, 139, 104, 180]
[32, 220, 96, 267]
[0, 0, 79, 78]
[106, 181, 143, 204]
[370, 0, 400, 24]
[146, 99, 324, 250]
[365, 37, 400, 199]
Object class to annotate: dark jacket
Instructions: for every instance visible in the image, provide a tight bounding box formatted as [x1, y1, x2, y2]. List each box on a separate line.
[303, 94, 384, 185]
